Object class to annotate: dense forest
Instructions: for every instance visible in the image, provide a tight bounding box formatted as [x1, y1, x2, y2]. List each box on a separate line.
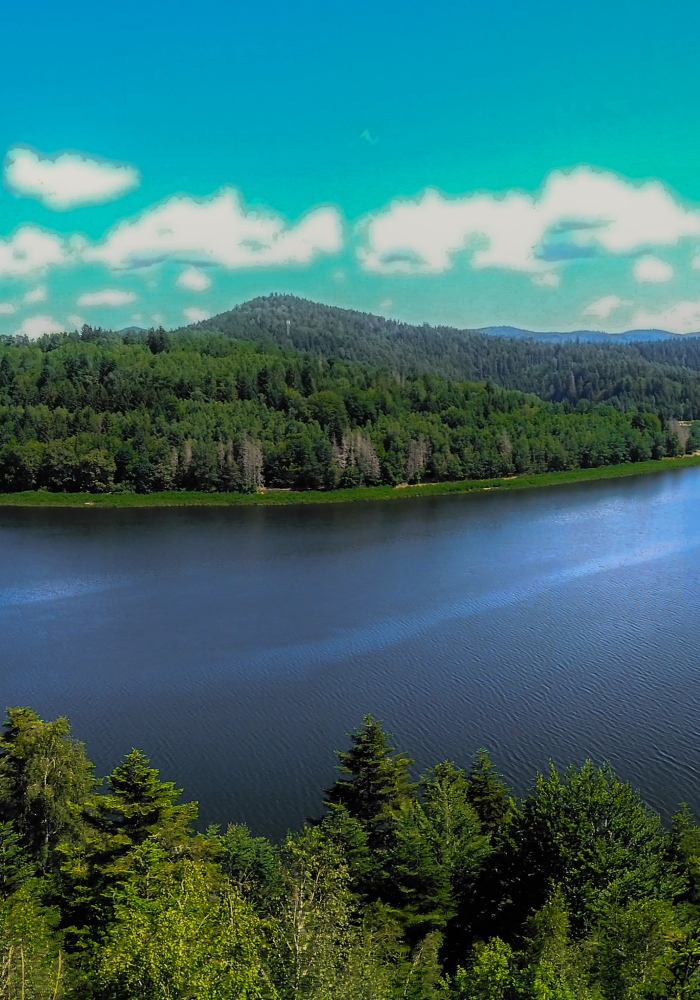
[184, 295, 700, 417]
[0, 321, 696, 494]
[2, 708, 700, 999]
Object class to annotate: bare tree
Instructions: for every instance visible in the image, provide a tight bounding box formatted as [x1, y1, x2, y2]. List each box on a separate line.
[405, 437, 430, 483]
[240, 436, 264, 491]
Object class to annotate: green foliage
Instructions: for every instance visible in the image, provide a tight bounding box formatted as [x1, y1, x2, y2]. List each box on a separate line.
[0, 317, 690, 495]
[94, 842, 266, 1000]
[452, 938, 516, 1000]
[506, 762, 680, 939]
[0, 708, 98, 872]
[2, 706, 700, 1000]
[0, 885, 66, 999]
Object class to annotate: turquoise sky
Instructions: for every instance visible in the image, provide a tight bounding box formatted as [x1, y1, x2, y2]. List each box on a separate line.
[3, 0, 700, 335]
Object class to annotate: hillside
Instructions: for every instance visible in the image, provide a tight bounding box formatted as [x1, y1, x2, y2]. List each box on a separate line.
[0, 326, 691, 494]
[179, 295, 700, 416]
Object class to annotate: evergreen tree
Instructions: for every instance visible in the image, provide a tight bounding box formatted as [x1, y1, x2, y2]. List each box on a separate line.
[464, 750, 513, 839]
[103, 747, 198, 850]
[325, 715, 418, 850]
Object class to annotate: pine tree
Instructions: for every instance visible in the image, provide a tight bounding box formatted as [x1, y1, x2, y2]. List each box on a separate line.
[325, 715, 417, 850]
[103, 748, 198, 850]
[465, 750, 513, 839]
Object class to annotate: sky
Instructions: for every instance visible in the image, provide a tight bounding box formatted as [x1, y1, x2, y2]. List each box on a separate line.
[3, 0, 700, 336]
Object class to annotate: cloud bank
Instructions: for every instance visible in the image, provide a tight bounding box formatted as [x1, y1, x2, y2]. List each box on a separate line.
[0, 226, 77, 277]
[77, 289, 136, 307]
[3, 146, 141, 211]
[85, 188, 343, 270]
[357, 167, 700, 275]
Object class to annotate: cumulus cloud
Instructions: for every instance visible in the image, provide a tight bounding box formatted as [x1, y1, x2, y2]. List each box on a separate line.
[0, 302, 16, 315]
[183, 307, 210, 323]
[77, 289, 136, 307]
[358, 166, 700, 275]
[67, 314, 85, 329]
[0, 225, 77, 277]
[23, 286, 47, 304]
[3, 145, 140, 211]
[15, 315, 64, 339]
[583, 295, 632, 320]
[84, 188, 343, 270]
[177, 266, 211, 291]
[633, 255, 674, 282]
[631, 301, 700, 334]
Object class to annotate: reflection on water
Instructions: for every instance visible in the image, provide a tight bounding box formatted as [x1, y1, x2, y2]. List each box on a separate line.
[2, 467, 700, 840]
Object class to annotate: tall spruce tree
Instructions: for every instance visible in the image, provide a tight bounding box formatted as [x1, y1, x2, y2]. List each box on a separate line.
[465, 750, 513, 839]
[325, 715, 417, 850]
[102, 748, 198, 850]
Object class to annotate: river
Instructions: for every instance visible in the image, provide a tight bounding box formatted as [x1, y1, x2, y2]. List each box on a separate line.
[2, 467, 700, 839]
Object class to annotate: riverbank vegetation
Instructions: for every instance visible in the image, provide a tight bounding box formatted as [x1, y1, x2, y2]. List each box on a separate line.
[2, 709, 700, 998]
[1, 323, 698, 496]
[1, 455, 699, 506]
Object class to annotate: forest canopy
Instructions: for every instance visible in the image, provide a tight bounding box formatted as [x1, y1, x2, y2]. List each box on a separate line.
[0, 314, 697, 494]
[1, 708, 700, 999]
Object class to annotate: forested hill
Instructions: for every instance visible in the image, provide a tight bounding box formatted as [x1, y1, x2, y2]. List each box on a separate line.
[182, 294, 700, 416]
[0, 327, 695, 494]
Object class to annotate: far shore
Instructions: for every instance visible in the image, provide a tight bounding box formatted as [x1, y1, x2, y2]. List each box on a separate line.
[0, 455, 699, 508]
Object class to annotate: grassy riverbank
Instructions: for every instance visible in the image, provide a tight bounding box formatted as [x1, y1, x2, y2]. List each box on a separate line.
[0, 454, 699, 507]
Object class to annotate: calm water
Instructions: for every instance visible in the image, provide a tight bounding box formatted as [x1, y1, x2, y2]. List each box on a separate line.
[2, 469, 700, 839]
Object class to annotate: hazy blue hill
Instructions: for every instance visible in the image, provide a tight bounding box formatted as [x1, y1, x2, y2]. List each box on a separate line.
[478, 325, 683, 342]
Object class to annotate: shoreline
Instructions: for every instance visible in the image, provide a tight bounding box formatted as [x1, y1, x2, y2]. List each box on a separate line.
[0, 455, 699, 508]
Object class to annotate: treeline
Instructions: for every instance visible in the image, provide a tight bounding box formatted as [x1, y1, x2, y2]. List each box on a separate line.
[183, 294, 700, 417]
[0, 326, 694, 494]
[2, 709, 700, 998]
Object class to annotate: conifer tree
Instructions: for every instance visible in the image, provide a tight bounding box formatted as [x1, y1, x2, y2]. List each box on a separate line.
[325, 715, 417, 850]
[464, 750, 513, 839]
[102, 747, 198, 850]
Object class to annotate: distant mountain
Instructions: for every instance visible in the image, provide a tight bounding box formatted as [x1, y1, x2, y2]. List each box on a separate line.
[478, 325, 685, 342]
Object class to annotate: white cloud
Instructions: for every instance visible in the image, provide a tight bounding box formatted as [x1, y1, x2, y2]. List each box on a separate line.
[3, 145, 140, 210]
[84, 187, 343, 270]
[176, 266, 211, 291]
[633, 255, 674, 282]
[183, 307, 210, 323]
[0, 302, 16, 315]
[358, 166, 700, 275]
[15, 314, 64, 339]
[23, 285, 47, 304]
[532, 271, 560, 287]
[583, 295, 632, 320]
[631, 301, 700, 334]
[67, 314, 85, 328]
[0, 225, 77, 277]
[77, 289, 136, 307]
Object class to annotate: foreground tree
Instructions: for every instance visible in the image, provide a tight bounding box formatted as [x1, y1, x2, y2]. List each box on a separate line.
[0, 708, 98, 872]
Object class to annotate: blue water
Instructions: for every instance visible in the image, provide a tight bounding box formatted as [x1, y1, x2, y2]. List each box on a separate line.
[2, 468, 700, 839]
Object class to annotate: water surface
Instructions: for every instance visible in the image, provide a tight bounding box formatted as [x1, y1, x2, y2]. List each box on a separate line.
[2, 468, 700, 839]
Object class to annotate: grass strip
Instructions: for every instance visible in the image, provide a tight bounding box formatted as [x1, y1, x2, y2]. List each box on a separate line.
[1, 455, 699, 508]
